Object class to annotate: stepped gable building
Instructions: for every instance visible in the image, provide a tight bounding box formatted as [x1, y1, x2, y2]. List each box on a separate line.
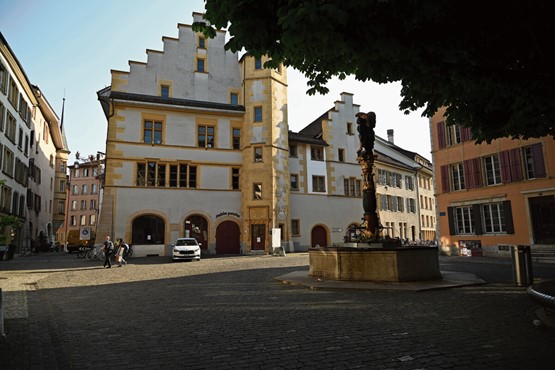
[431, 107, 555, 257]
[1, 32, 69, 254]
[96, 12, 434, 256]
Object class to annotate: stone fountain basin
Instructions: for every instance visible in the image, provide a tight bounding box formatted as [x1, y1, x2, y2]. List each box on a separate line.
[528, 280, 555, 309]
[309, 246, 441, 282]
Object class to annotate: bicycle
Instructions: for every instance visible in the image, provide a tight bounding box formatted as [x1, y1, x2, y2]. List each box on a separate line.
[76, 246, 92, 259]
[85, 245, 106, 261]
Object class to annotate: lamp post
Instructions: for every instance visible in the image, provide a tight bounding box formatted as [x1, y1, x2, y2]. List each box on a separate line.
[63, 174, 70, 252]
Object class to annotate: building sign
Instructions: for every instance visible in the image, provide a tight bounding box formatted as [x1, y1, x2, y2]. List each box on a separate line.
[80, 227, 91, 241]
[331, 227, 343, 233]
[216, 211, 240, 218]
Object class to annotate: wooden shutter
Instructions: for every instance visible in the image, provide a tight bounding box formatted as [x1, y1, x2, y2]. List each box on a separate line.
[447, 207, 455, 235]
[509, 148, 523, 182]
[473, 157, 483, 187]
[472, 203, 483, 235]
[437, 121, 446, 149]
[441, 165, 450, 193]
[531, 143, 546, 178]
[463, 159, 475, 189]
[503, 200, 514, 234]
[460, 126, 472, 142]
[500, 150, 512, 183]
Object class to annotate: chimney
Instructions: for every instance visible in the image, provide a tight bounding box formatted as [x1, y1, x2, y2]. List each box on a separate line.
[387, 129, 394, 144]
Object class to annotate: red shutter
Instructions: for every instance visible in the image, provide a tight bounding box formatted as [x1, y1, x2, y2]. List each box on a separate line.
[461, 126, 472, 142]
[441, 165, 450, 193]
[473, 157, 483, 187]
[509, 148, 523, 182]
[463, 159, 475, 189]
[437, 121, 446, 149]
[500, 150, 512, 183]
[531, 143, 546, 178]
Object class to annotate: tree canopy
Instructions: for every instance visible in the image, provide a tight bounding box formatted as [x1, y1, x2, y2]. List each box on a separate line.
[194, 0, 553, 143]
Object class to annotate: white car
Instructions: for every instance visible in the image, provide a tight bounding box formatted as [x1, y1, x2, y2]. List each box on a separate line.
[171, 238, 201, 261]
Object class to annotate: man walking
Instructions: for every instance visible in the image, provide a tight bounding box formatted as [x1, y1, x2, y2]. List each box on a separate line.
[102, 236, 114, 268]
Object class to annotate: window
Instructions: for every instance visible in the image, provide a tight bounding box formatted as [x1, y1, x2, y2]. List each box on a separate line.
[254, 58, 262, 69]
[5, 111, 16, 142]
[71, 200, 77, 211]
[482, 203, 506, 233]
[0, 102, 5, 131]
[254, 146, 263, 162]
[74, 168, 80, 178]
[196, 58, 205, 72]
[338, 148, 345, 162]
[405, 175, 414, 190]
[0, 62, 7, 94]
[197, 125, 215, 148]
[82, 184, 88, 195]
[90, 214, 97, 226]
[450, 163, 465, 191]
[2, 147, 14, 177]
[58, 200, 65, 214]
[232, 128, 241, 149]
[8, 77, 19, 109]
[230, 93, 238, 106]
[198, 36, 206, 49]
[312, 176, 326, 192]
[254, 107, 262, 122]
[346, 122, 353, 134]
[80, 215, 87, 226]
[406, 198, 416, 213]
[344, 178, 361, 197]
[70, 216, 76, 226]
[446, 124, 461, 146]
[291, 219, 300, 236]
[232, 168, 240, 189]
[91, 184, 98, 194]
[484, 154, 501, 185]
[253, 183, 262, 199]
[523, 143, 546, 179]
[138, 162, 197, 188]
[144, 120, 162, 144]
[59, 179, 65, 192]
[18, 126, 23, 149]
[310, 146, 324, 161]
[289, 144, 297, 157]
[90, 199, 97, 210]
[60, 161, 66, 173]
[455, 206, 474, 234]
[80, 200, 87, 210]
[290, 174, 299, 190]
[160, 85, 170, 98]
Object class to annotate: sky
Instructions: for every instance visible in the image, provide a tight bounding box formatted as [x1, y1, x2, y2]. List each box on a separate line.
[0, 0, 432, 161]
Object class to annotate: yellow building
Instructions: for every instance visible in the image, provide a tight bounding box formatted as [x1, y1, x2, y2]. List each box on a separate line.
[431, 107, 555, 257]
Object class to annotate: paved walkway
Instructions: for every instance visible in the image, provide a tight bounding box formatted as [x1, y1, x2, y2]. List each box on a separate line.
[1, 252, 555, 369]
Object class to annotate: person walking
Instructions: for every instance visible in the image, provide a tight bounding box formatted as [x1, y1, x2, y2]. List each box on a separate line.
[115, 238, 128, 267]
[102, 236, 114, 268]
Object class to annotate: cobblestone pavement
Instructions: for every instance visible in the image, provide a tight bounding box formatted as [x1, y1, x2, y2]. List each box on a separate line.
[1, 252, 555, 369]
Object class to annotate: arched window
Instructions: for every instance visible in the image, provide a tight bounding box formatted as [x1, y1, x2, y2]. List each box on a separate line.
[132, 215, 165, 244]
[184, 215, 208, 250]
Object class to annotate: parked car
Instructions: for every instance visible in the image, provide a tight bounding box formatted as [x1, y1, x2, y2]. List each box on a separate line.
[171, 238, 201, 262]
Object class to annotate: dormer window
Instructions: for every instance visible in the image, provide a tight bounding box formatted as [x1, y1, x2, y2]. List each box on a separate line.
[160, 85, 169, 98]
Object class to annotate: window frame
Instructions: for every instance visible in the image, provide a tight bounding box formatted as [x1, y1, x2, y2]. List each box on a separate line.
[312, 175, 326, 192]
[143, 120, 163, 145]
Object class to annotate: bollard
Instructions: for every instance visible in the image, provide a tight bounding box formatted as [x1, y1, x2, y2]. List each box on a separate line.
[1, 288, 5, 337]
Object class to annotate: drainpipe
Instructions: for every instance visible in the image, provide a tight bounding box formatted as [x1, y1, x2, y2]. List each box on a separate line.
[415, 166, 423, 240]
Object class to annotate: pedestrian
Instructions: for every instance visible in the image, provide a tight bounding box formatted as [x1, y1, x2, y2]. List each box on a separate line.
[102, 236, 114, 268]
[115, 238, 128, 267]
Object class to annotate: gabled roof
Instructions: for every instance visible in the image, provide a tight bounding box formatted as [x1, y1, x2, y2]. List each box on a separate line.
[374, 149, 414, 171]
[288, 131, 328, 146]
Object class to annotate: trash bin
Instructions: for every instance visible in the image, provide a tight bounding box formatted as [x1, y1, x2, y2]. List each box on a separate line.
[511, 245, 533, 287]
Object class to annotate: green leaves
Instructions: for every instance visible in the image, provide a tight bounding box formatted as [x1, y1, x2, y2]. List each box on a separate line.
[201, 0, 555, 141]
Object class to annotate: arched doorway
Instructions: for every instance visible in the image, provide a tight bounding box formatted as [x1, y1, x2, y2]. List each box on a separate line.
[216, 221, 240, 254]
[185, 215, 208, 250]
[132, 215, 165, 245]
[311, 225, 327, 247]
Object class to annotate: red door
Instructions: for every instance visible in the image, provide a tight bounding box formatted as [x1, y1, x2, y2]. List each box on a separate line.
[216, 221, 240, 254]
[311, 226, 327, 247]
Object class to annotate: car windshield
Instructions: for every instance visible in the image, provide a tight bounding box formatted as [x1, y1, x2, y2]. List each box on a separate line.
[176, 239, 197, 246]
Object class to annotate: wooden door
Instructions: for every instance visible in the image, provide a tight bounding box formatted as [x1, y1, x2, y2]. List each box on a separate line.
[251, 224, 266, 250]
[311, 226, 327, 247]
[216, 221, 240, 254]
[529, 196, 555, 244]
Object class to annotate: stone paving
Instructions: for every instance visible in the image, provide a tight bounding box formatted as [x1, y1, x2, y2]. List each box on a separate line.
[1, 252, 555, 369]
